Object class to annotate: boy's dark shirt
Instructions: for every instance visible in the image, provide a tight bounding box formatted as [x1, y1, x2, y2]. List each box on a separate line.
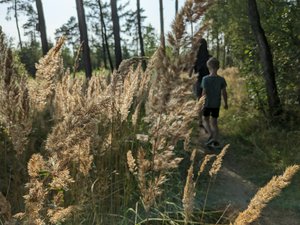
[201, 75, 227, 108]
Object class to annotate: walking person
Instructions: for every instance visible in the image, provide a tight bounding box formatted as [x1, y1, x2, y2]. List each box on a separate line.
[192, 38, 210, 99]
[190, 38, 210, 129]
[201, 57, 228, 147]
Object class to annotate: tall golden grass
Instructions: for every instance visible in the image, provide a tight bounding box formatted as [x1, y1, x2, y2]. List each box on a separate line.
[0, 0, 299, 224]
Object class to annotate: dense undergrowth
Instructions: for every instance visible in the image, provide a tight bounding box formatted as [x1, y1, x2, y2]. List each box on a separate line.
[219, 68, 300, 212]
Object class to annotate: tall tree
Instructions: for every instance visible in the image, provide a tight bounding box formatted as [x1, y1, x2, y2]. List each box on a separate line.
[137, 0, 146, 69]
[111, 0, 122, 69]
[84, 0, 114, 71]
[248, 0, 282, 117]
[1, 0, 24, 49]
[35, 0, 48, 55]
[75, 0, 92, 78]
[159, 0, 165, 51]
[175, 0, 178, 16]
[21, 2, 38, 41]
[14, 0, 23, 49]
[143, 24, 158, 56]
[97, 0, 114, 71]
[55, 16, 80, 51]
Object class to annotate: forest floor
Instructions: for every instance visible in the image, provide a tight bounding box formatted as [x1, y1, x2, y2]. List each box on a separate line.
[189, 125, 300, 225]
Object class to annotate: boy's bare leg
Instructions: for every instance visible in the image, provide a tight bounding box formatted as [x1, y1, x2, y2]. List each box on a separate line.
[202, 116, 212, 139]
[211, 117, 219, 142]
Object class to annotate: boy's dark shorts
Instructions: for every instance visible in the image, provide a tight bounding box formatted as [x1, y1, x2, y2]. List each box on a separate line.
[203, 108, 220, 118]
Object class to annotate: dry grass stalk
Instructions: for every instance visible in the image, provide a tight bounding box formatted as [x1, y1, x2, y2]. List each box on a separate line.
[23, 178, 48, 225]
[23, 52, 146, 222]
[21, 152, 77, 224]
[0, 28, 31, 154]
[132, 102, 141, 127]
[0, 192, 12, 224]
[47, 206, 78, 224]
[182, 149, 197, 223]
[153, 147, 183, 172]
[53, 71, 85, 120]
[146, 97, 204, 148]
[127, 146, 177, 212]
[110, 61, 146, 122]
[127, 150, 137, 174]
[2, 0, 216, 222]
[167, 0, 213, 72]
[18, 39, 108, 224]
[141, 174, 166, 212]
[126, 0, 212, 212]
[209, 144, 230, 177]
[29, 37, 65, 111]
[87, 73, 109, 100]
[137, 148, 157, 211]
[119, 65, 141, 121]
[233, 165, 300, 225]
[198, 154, 215, 177]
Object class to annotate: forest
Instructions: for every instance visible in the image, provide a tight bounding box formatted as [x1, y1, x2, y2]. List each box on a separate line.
[0, 0, 299, 224]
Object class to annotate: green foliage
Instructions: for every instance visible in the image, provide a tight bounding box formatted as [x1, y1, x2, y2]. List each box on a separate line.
[259, 1, 300, 105]
[17, 40, 42, 76]
[143, 24, 158, 57]
[219, 96, 300, 213]
[206, 0, 300, 113]
[225, 96, 297, 167]
[60, 47, 74, 70]
[55, 16, 79, 50]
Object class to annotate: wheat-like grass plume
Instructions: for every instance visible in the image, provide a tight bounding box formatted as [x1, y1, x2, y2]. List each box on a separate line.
[233, 165, 300, 225]
[29, 37, 65, 111]
[209, 144, 230, 177]
[126, 0, 213, 213]
[198, 154, 215, 177]
[127, 150, 137, 174]
[182, 149, 197, 223]
[1, 0, 218, 223]
[0, 192, 12, 224]
[47, 206, 78, 224]
[0, 27, 31, 154]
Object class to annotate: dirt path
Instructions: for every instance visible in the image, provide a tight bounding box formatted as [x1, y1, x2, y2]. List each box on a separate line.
[190, 126, 300, 225]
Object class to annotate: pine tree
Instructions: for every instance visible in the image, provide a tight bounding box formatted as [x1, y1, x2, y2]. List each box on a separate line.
[75, 0, 92, 78]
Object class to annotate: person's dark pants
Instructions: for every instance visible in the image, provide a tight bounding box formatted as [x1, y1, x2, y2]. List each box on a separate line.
[203, 107, 220, 118]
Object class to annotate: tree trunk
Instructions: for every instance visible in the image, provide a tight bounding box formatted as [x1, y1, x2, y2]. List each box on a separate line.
[175, 0, 178, 16]
[216, 28, 220, 60]
[222, 37, 226, 68]
[97, 0, 114, 72]
[110, 0, 122, 69]
[101, 26, 108, 69]
[14, 0, 22, 49]
[248, 0, 282, 117]
[76, 0, 92, 79]
[35, 0, 48, 55]
[159, 0, 165, 51]
[137, 0, 146, 70]
[190, 22, 193, 36]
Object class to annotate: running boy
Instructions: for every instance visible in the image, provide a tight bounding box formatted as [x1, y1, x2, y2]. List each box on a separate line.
[201, 57, 228, 147]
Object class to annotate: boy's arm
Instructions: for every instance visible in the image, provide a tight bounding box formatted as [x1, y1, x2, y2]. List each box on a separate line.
[222, 88, 228, 109]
